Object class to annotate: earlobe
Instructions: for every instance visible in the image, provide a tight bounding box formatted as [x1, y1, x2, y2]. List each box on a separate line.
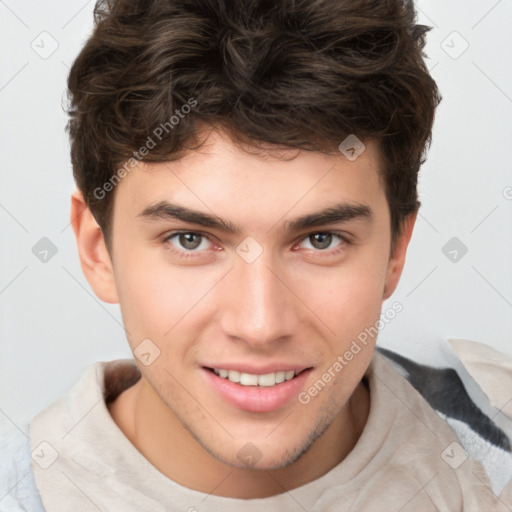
[382, 212, 417, 300]
[70, 189, 119, 304]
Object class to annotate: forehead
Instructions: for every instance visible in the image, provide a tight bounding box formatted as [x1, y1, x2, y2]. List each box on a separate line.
[112, 129, 386, 231]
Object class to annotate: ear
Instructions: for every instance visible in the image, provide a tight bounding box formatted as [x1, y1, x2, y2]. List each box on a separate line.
[70, 189, 119, 304]
[382, 212, 417, 300]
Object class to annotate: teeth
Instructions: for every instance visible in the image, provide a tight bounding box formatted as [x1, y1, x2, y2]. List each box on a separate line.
[275, 371, 286, 384]
[228, 370, 240, 383]
[213, 368, 299, 386]
[258, 373, 277, 387]
[240, 373, 259, 386]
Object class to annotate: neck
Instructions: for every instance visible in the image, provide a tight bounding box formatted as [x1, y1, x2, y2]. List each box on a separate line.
[108, 376, 370, 498]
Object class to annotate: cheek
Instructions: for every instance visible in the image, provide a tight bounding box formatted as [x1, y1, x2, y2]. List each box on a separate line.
[296, 252, 388, 340]
[114, 246, 197, 344]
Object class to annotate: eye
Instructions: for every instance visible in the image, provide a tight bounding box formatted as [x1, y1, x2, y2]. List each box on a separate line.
[164, 231, 214, 257]
[296, 232, 348, 253]
[162, 230, 350, 260]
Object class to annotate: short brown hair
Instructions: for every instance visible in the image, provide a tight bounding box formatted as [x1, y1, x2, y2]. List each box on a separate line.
[66, 0, 441, 253]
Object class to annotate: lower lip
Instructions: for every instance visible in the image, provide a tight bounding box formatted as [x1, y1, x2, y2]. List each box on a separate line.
[201, 367, 312, 413]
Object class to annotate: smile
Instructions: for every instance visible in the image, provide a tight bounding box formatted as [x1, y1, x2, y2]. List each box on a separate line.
[211, 368, 299, 387]
[202, 367, 313, 413]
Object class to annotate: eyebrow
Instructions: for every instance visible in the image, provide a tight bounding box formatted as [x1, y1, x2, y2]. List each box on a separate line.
[137, 200, 373, 234]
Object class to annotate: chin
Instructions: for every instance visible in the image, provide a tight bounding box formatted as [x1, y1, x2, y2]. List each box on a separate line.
[192, 431, 299, 470]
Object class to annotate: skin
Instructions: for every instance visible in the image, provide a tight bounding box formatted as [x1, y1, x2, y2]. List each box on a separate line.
[70, 127, 416, 498]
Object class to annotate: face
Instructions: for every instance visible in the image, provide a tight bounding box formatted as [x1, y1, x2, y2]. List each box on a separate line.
[100, 128, 406, 470]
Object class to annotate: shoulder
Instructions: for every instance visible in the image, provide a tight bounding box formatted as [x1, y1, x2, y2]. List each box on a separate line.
[0, 416, 45, 511]
[1, 359, 138, 512]
[375, 347, 512, 498]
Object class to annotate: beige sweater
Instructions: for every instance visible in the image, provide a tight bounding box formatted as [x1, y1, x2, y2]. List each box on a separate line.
[30, 352, 509, 511]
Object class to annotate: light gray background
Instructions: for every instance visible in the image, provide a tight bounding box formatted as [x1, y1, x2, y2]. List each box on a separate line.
[1, 0, 511, 433]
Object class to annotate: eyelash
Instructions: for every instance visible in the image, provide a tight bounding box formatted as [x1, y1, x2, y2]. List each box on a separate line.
[161, 230, 351, 259]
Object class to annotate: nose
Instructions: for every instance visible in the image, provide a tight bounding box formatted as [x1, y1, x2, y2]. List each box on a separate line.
[218, 248, 298, 349]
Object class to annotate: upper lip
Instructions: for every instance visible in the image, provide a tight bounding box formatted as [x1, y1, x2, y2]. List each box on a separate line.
[202, 363, 312, 375]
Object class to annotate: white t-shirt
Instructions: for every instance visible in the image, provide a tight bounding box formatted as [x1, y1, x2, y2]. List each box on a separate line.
[29, 351, 509, 511]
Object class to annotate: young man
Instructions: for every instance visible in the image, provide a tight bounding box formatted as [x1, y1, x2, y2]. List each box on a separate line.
[3, 0, 511, 510]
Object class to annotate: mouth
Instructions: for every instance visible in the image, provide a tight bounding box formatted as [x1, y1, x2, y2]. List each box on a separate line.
[204, 367, 309, 387]
[201, 366, 313, 413]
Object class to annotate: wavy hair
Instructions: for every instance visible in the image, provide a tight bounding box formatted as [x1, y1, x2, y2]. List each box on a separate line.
[66, 0, 441, 252]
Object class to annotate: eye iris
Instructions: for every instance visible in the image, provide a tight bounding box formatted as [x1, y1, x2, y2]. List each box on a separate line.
[179, 233, 202, 250]
[310, 233, 332, 250]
